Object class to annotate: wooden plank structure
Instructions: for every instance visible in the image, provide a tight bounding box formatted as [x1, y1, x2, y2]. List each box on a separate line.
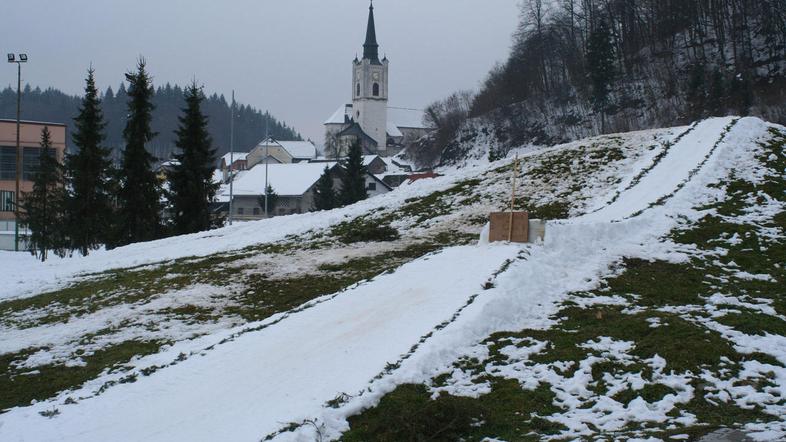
[489, 154, 532, 243]
[489, 212, 529, 242]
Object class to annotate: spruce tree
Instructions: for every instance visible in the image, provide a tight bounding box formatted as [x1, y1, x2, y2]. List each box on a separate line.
[66, 68, 115, 255]
[313, 165, 336, 211]
[114, 59, 161, 247]
[587, 20, 615, 133]
[20, 127, 67, 261]
[339, 141, 368, 206]
[257, 184, 279, 216]
[169, 83, 218, 234]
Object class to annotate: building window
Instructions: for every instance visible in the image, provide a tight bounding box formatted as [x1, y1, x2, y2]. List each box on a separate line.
[0, 190, 14, 212]
[356, 83, 360, 97]
[0, 146, 56, 180]
[0, 146, 16, 180]
[372, 83, 380, 97]
[237, 207, 244, 215]
[367, 182, 377, 191]
[253, 208, 260, 215]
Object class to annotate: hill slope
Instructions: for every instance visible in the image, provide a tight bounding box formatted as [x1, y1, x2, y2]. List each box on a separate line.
[0, 117, 785, 441]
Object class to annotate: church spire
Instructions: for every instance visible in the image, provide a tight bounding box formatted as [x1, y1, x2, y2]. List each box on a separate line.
[363, 1, 380, 64]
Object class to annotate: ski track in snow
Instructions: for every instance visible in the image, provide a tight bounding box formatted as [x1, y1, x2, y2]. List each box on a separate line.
[0, 116, 778, 441]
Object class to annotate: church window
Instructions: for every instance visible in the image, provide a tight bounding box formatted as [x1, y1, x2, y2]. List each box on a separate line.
[356, 83, 360, 97]
[372, 83, 380, 97]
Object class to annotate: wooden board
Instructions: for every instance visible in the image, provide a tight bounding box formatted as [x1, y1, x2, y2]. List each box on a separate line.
[489, 212, 529, 243]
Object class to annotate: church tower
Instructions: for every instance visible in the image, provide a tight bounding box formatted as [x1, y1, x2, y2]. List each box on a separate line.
[352, 1, 389, 150]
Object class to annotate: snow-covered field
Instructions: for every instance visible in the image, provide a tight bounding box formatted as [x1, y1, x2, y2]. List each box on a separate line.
[1, 117, 785, 441]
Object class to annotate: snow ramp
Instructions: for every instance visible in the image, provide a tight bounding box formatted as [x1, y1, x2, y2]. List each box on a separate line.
[579, 117, 737, 223]
[0, 245, 521, 442]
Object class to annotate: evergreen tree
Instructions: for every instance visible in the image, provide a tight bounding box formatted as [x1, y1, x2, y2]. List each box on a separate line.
[169, 83, 218, 234]
[66, 68, 115, 255]
[20, 127, 67, 261]
[339, 141, 368, 206]
[257, 184, 279, 216]
[313, 165, 336, 211]
[586, 20, 615, 133]
[114, 59, 161, 247]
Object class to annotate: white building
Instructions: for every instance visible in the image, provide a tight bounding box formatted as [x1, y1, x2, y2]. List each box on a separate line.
[216, 162, 391, 220]
[324, 2, 432, 158]
[219, 139, 318, 182]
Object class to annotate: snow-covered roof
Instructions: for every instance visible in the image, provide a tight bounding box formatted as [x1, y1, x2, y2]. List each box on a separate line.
[386, 121, 403, 138]
[256, 140, 317, 160]
[212, 169, 224, 185]
[362, 155, 382, 166]
[324, 104, 430, 131]
[218, 162, 338, 198]
[325, 104, 352, 125]
[221, 152, 249, 165]
[387, 107, 429, 129]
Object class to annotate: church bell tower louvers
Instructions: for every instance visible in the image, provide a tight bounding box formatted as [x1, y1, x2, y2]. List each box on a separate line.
[352, 1, 389, 149]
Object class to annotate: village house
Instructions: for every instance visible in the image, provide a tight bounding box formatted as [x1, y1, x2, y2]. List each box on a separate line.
[216, 161, 391, 220]
[219, 139, 317, 182]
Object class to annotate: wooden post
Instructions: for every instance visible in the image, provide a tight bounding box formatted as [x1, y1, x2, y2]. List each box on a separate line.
[508, 155, 519, 241]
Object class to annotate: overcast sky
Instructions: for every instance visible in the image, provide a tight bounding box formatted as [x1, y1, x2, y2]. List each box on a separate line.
[4, 0, 519, 147]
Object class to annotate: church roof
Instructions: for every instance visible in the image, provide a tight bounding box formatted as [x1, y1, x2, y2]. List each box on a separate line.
[324, 104, 432, 132]
[337, 122, 379, 150]
[363, 2, 381, 64]
[325, 104, 352, 125]
[388, 107, 430, 129]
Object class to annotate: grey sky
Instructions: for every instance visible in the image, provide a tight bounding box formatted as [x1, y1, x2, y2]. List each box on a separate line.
[4, 0, 519, 147]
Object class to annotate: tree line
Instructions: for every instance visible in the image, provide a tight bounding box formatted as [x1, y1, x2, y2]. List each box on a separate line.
[415, 0, 786, 167]
[20, 60, 222, 260]
[0, 82, 301, 161]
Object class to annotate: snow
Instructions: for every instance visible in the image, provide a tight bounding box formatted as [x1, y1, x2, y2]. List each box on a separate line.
[0, 162, 489, 302]
[324, 104, 351, 125]
[0, 245, 520, 442]
[1, 116, 784, 440]
[220, 151, 249, 165]
[387, 106, 429, 129]
[265, 140, 318, 160]
[219, 162, 335, 197]
[579, 117, 736, 222]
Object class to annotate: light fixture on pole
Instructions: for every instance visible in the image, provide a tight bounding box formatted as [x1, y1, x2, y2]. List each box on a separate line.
[7, 53, 28, 252]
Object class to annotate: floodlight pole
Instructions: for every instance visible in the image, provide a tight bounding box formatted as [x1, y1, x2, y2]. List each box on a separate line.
[264, 117, 270, 218]
[10, 57, 25, 252]
[229, 90, 235, 226]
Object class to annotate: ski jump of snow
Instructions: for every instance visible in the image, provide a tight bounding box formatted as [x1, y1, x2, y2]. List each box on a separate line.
[579, 116, 737, 223]
[0, 245, 521, 442]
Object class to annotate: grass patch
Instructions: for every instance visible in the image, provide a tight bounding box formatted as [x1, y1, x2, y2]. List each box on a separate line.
[0, 340, 163, 412]
[331, 218, 400, 244]
[605, 258, 709, 307]
[717, 311, 786, 337]
[612, 383, 678, 405]
[342, 378, 563, 442]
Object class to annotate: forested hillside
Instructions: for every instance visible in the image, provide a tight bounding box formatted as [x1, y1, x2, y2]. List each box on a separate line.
[415, 0, 786, 167]
[0, 84, 301, 161]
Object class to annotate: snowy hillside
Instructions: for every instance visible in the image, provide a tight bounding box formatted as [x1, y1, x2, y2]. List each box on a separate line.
[1, 117, 785, 441]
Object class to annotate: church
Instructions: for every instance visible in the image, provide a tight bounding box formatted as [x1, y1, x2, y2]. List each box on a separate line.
[324, 2, 432, 158]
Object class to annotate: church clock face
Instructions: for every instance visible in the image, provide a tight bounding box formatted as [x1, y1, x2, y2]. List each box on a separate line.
[372, 72, 380, 81]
